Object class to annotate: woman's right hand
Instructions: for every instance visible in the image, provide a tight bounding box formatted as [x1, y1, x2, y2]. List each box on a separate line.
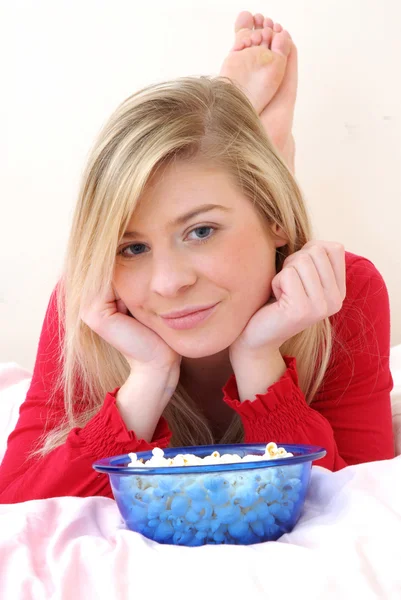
[79, 283, 181, 374]
[80, 283, 181, 439]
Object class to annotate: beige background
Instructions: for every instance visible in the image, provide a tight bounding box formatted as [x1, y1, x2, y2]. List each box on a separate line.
[1, 0, 400, 372]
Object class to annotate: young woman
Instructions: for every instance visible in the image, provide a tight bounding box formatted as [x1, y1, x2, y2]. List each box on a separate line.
[0, 12, 394, 503]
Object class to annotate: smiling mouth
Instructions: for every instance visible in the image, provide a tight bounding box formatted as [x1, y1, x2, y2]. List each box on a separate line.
[160, 303, 218, 319]
[160, 303, 219, 330]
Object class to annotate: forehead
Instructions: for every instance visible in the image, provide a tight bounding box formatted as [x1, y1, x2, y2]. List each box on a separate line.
[129, 160, 245, 225]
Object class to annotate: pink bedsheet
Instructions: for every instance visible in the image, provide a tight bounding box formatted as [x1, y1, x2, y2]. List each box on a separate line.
[1, 361, 401, 599]
[1, 457, 401, 599]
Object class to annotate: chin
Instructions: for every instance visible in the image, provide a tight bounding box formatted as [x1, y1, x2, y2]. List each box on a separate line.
[178, 347, 227, 359]
[166, 332, 237, 359]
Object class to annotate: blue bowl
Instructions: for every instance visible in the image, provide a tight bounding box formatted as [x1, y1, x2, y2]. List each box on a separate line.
[93, 443, 326, 546]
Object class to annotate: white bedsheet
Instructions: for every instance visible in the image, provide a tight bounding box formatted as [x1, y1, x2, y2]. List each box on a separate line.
[1, 355, 401, 599]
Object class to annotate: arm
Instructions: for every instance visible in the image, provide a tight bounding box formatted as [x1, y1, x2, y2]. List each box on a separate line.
[223, 355, 349, 470]
[223, 256, 395, 471]
[281, 134, 295, 175]
[0, 286, 172, 504]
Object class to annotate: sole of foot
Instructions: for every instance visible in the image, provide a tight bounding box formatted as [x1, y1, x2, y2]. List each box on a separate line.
[219, 11, 298, 170]
[219, 10, 292, 115]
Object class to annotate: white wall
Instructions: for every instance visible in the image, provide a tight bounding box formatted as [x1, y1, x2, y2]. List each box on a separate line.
[1, 0, 400, 372]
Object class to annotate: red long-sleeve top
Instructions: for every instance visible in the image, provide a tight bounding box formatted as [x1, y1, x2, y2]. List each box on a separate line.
[0, 251, 395, 503]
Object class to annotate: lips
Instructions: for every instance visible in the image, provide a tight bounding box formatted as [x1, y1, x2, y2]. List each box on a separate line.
[160, 304, 217, 320]
[160, 303, 219, 331]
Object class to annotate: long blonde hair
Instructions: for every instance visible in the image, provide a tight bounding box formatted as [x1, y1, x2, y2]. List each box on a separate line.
[32, 76, 334, 457]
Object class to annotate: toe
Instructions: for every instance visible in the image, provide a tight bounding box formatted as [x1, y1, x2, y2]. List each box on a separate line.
[261, 27, 273, 49]
[263, 17, 274, 29]
[253, 13, 264, 29]
[271, 30, 292, 58]
[250, 30, 263, 46]
[273, 22, 283, 33]
[232, 32, 250, 51]
[231, 40, 246, 51]
[234, 11, 254, 33]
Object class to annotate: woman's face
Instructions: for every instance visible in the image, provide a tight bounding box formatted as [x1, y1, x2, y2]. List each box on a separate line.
[113, 160, 288, 358]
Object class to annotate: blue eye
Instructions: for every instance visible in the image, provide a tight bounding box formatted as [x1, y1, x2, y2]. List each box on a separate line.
[118, 225, 216, 259]
[119, 243, 147, 258]
[187, 226, 215, 241]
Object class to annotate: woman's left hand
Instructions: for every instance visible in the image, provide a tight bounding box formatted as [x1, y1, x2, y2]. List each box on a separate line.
[229, 241, 346, 359]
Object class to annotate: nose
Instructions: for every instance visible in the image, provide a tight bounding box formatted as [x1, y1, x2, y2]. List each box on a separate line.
[150, 249, 197, 297]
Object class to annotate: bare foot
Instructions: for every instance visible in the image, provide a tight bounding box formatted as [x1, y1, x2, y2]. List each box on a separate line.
[219, 11, 297, 172]
[219, 11, 292, 116]
[260, 41, 298, 173]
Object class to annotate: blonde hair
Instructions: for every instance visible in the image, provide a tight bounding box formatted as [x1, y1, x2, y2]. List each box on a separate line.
[32, 76, 334, 457]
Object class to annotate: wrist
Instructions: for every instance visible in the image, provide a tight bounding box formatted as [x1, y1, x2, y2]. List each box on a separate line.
[229, 346, 286, 403]
[116, 365, 179, 441]
[126, 363, 180, 404]
[229, 342, 281, 367]
[128, 356, 181, 376]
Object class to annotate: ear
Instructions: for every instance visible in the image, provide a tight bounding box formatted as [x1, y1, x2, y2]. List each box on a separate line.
[270, 223, 289, 248]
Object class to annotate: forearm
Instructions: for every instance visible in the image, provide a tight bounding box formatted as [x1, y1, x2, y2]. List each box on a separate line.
[230, 347, 287, 402]
[116, 366, 178, 442]
[223, 354, 348, 471]
[279, 134, 295, 174]
[0, 384, 173, 503]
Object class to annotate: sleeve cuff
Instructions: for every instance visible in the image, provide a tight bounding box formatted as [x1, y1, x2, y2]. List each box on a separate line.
[222, 355, 310, 441]
[70, 388, 172, 459]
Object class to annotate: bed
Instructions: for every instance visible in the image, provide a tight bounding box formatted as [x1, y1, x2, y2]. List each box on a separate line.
[0, 347, 400, 599]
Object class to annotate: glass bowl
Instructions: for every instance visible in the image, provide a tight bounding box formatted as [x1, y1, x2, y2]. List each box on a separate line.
[92, 443, 326, 546]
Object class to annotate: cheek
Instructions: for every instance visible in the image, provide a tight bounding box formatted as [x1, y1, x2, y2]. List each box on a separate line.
[211, 238, 275, 305]
[113, 264, 148, 310]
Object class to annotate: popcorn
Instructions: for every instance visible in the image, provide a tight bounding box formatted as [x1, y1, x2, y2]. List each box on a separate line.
[266, 442, 278, 456]
[118, 442, 302, 546]
[127, 443, 293, 468]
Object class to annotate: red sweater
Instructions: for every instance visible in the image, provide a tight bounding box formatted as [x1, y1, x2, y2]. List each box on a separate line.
[0, 252, 395, 503]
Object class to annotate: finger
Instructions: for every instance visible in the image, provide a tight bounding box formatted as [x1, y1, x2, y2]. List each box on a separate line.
[325, 244, 346, 299]
[116, 298, 129, 315]
[303, 246, 339, 296]
[284, 246, 344, 316]
[283, 254, 327, 305]
[80, 282, 118, 324]
[272, 263, 309, 306]
[303, 241, 346, 299]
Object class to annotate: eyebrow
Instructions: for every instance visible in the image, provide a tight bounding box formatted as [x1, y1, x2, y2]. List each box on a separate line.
[121, 203, 231, 241]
